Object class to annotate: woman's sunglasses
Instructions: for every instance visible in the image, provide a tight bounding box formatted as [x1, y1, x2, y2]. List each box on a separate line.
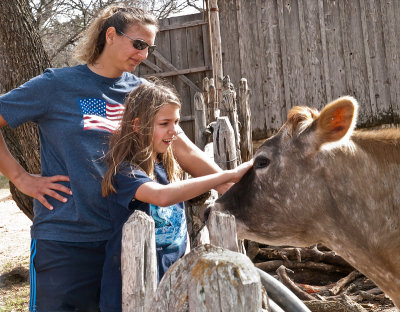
[116, 29, 156, 55]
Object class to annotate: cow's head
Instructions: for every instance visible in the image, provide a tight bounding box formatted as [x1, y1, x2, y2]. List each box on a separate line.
[214, 96, 358, 247]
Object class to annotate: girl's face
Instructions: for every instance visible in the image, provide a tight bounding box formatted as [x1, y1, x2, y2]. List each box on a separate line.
[152, 103, 180, 158]
[109, 23, 157, 75]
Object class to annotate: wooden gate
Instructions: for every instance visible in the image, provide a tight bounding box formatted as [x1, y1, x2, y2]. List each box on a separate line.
[134, 13, 212, 142]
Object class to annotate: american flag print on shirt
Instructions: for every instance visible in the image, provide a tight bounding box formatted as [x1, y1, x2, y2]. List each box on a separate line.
[79, 98, 124, 132]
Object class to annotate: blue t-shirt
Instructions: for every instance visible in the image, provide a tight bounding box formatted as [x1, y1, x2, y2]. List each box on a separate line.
[0, 65, 144, 242]
[100, 162, 187, 311]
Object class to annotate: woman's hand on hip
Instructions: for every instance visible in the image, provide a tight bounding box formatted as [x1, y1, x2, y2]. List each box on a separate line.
[13, 173, 72, 210]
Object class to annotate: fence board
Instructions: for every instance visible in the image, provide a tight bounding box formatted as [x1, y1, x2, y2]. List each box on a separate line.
[155, 17, 172, 70]
[121, 211, 157, 312]
[186, 14, 210, 139]
[236, 0, 267, 140]
[363, 0, 391, 119]
[323, 0, 347, 102]
[135, 13, 211, 142]
[201, 22, 212, 73]
[168, 15, 192, 138]
[285, 0, 308, 109]
[301, 0, 327, 107]
[343, 0, 370, 122]
[379, 0, 400, 120]
[217, 0, 241, 89]
[261, 0, 286, 135]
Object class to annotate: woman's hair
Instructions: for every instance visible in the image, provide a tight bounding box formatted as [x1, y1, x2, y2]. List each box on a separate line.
[102, 78, 182, 197]
[74, 5, 158, 64]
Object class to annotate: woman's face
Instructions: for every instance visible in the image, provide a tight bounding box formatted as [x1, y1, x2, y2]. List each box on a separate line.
[109, 23, 157, 74]
[152, 103, 180, 158]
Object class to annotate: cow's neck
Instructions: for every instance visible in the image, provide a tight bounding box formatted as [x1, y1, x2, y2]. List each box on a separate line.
[325, 235, 400, 307]
[317, 129, 400, 306]
[351, 128, 400, 158]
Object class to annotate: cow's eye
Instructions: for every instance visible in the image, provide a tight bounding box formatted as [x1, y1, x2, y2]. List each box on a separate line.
[254, 156, 270, 169]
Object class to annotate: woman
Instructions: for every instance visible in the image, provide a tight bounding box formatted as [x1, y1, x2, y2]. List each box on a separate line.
[0, 5, 225, 311]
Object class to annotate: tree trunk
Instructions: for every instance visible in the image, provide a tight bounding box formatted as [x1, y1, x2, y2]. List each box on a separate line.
[0, 0, 51, 220]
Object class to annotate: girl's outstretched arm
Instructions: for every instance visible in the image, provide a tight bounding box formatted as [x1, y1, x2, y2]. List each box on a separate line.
[134, 160, 253, 207]
[172, 132, 232, 194]
[0, 114, 71, 210]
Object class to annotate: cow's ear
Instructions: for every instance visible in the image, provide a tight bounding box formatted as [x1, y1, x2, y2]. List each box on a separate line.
[315, 96, 358, 148]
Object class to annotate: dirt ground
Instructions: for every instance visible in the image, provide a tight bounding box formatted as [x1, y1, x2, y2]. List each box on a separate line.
[0, 189, 31, 271]
[0, 188, 31, 311]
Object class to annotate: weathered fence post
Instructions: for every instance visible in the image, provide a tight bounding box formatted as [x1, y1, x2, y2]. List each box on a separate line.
[202, 76, 209, 102]
[209, 78, 218, 121]
[185, 190, 214, 249]
[194, 92, 207, 150]
[207, 210, 239, 252]
[207, 209, 246, 254]
[202, 77, 218, 124]
[237, 78, 253, 162]
[202, 77, 210, 122]
[121, 210, 157, 312]
[213, 116, 238, 170]
[220, 75, 241, 161]
[208, 0, 223, 106]
[149, 244, 263, 312]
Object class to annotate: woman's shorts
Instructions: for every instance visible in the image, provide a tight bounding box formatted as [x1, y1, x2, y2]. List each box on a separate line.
[29, 239, 107, 312]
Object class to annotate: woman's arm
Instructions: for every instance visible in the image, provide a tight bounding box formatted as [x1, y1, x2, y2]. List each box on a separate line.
[134, 160, 253, 207]
[0, 114, 71, 210]
[172, 132, 232, 194]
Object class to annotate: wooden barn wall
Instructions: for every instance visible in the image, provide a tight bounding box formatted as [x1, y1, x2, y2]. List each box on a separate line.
[135, 13, 212, 142]
[218, 0, 400, 140]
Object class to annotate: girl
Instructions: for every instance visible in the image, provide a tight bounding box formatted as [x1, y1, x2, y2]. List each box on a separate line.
[0, 5, 228, 311]
[100, 80, 253, 311]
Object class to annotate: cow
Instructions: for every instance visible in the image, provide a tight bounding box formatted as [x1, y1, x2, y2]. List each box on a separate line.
[213, 96, 400, 308]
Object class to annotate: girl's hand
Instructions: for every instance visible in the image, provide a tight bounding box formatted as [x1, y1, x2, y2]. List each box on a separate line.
[230, 160, 253, 183]
[215, 182, 234, 195]
[13, 173, 72, 210]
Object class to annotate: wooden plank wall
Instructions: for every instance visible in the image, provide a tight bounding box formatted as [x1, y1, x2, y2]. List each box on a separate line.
[135, 13, 212, 142]
[218, 0, 400, 140]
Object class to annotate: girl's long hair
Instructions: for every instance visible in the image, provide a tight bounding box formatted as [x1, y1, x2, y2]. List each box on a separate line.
[102, 79, 181, 197]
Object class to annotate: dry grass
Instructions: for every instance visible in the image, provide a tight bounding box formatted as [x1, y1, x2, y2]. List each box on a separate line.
[0, 259, 30, 312]
[0, 175, 9, 190]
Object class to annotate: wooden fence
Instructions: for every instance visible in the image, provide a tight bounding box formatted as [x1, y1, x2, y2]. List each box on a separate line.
[121, 210, 263, 312]
[194, 76, 253, 164]
[134, 1, 400, 142]
[218, 0, 400, 139]
[121, 209, 312, 312]
[188, 75, 252, 249]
